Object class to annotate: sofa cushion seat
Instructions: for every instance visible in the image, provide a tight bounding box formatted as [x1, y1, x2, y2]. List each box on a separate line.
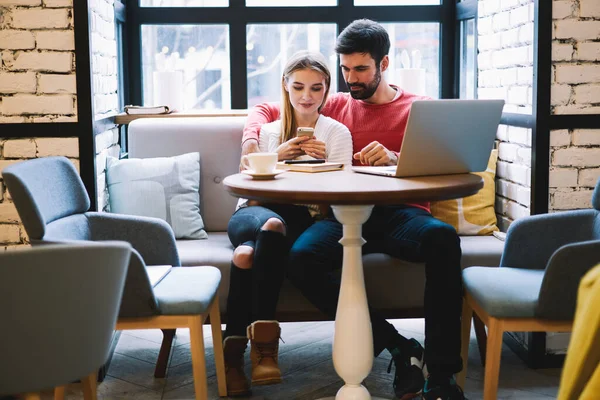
[175, 232, 504, 318]
[459, 235, 506, 269]
[177, 232, 234, 268]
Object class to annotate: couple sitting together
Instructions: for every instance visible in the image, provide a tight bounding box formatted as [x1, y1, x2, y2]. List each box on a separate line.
[222, 19, 465, 400]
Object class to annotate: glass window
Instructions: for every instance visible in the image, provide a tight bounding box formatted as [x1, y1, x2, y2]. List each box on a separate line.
[459, 19, 476, 99]
[141, 25, 230, 110]
[140, 0, 228, 6]
[382, 23, 440, 99]
[355, 0, 439, 5]
[247, 0, 336, 5]
[246, 23, 337, 107]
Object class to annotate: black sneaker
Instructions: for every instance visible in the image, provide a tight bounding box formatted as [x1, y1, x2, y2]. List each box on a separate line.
[422, 375, 465, 400]
[387, 338, 425, 399]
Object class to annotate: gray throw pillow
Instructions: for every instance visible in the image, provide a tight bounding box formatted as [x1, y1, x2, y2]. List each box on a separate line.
[106, 152, 208, 239]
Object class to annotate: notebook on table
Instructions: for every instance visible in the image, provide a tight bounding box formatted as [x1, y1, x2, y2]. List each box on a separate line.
[277, 161, 344, 173]
[352, 99, 505, 178]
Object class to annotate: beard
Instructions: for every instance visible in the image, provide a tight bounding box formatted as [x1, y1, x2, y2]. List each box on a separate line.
[346, 68, 381, 100]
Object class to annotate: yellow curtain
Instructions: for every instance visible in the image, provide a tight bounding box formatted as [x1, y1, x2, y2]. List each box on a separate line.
[557, 264, 600, 400]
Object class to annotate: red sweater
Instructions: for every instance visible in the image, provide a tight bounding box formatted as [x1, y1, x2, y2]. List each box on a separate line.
[242, 86, 430, 211]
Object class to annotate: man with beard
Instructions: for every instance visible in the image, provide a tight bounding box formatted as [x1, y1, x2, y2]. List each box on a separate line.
[240, 19, 465, 400]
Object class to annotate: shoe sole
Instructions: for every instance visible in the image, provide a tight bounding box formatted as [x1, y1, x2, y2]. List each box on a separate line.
[252, 377, 283, 386]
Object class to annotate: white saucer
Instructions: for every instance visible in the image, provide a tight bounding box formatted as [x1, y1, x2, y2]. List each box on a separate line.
[241, 169, 285, 180]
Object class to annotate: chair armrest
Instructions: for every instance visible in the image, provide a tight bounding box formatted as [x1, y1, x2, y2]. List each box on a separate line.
[86, 212, 180, 266]
[500, 209, 597, 270]
[536, 239, 600, 320]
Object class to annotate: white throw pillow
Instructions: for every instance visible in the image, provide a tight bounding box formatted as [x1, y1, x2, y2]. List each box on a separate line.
[106, 152, 208, 239]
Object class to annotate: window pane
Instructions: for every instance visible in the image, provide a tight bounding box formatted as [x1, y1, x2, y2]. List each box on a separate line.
[459, 19, 476, 99]
[140, 0, 228, 6]
[247, 0, 336, 6]
[141, 25, 230, 110]
[355, 0, 439, 5]
[247, 24, 337, 107]
[383, 23, 440, 99]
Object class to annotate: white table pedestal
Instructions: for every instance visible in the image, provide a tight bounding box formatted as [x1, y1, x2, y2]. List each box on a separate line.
[328, 205, 380, 400]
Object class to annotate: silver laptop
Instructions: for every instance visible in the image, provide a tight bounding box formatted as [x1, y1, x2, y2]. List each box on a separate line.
[352, 99, 505, 178]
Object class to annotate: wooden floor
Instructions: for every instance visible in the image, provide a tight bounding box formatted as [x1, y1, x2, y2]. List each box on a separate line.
[41, 319, 561, 399]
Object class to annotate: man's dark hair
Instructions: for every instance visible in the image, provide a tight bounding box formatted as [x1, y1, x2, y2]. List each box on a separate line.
[335, 19, 390, 66]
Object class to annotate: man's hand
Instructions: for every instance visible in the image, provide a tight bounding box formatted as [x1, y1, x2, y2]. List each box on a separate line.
[277, 136, 310, 161]
[353, 141, 398, 166]
[299, 138, 326, 159]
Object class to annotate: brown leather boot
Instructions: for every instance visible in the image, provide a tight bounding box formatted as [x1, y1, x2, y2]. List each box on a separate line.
[223, 336, 251, 396]
[247, 320, 282, 385]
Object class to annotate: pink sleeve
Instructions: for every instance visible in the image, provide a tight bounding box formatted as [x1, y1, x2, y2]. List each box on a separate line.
[242, 102, 281, 145]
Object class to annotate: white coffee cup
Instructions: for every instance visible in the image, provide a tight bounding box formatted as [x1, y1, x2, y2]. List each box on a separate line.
[241, 152, 278, 173]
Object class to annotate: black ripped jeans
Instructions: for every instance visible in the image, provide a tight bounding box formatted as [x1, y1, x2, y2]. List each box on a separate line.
[224, 204, 314, 338]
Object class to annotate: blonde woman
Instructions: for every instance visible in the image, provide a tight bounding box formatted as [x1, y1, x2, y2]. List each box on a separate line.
[223, 51, 352, 396]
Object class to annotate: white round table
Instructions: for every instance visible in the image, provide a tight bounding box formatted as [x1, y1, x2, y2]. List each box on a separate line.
[223, 170, 483, 400]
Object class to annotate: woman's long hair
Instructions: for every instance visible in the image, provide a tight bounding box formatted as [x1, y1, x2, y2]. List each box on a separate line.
[280, 51, 331, 144]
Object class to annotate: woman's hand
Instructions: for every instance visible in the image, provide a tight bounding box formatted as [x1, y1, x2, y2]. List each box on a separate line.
[277, 136, 310, 160]
[300, 138, 326, 159]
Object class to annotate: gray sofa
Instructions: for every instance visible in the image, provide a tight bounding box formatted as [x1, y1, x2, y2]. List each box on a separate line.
[128, 116, 505, 321]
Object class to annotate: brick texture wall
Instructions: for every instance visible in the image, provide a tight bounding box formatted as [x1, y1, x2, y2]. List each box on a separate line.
[478, 0, 535, 231]
[550, 0, 600, 212]
[0, 0, 77, 250]
[0, 0, 76, 122]
[90, 0, 120, 212]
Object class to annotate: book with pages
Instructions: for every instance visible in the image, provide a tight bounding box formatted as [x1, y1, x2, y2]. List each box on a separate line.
[124, 105, 172, 115]
[276, 161, 344, 173]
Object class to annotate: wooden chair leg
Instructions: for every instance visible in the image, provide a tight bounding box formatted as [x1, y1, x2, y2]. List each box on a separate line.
[457, 296, 473, 389]
[209, 297, 227, 397]
[189, 315, 209, 400]
[483, 318, 504, 400]
[80, 372, 98, 400]
[473, 313, 488, 366]
[23, 393, 42, 400]
[154, 328, 176, 378]
[54, 385, 66, 400]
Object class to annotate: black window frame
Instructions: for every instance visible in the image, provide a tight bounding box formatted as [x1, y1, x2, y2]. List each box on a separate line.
[455, 0, 477, 99]
[124, 0, 458, 109]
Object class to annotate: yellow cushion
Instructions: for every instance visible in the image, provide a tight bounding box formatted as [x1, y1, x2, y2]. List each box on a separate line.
[430, 149, 499, 235]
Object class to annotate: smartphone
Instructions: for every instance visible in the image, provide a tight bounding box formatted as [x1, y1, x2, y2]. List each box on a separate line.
[297, 127, 314, 138]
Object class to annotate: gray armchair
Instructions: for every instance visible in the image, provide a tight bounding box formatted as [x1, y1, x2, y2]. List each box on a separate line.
[457, 178, 600, 399]
[0, 242, 131, 400]
[3, 157, 227, 399]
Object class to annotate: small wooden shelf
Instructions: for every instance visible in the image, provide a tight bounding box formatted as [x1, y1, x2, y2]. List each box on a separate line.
[115, 109, 249, 125]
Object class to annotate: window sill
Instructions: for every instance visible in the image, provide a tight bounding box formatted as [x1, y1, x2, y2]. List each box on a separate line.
[115, 109, 248, 125]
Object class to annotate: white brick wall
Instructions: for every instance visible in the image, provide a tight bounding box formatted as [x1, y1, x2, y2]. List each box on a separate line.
[90, 0, 120, 211]
[550, 1, 600, 212]
[552, 0, 600, 114]
[0, 2, 79, 249]
[479, 0, 535, 231]
[549, 128, 600, 210]
[0, 1, 76, 121]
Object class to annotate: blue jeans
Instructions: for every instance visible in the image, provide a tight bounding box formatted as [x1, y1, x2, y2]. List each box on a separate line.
[287, 205, 463, 376]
